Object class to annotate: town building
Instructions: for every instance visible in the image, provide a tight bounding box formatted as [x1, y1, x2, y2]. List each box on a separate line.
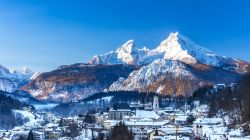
[108, 103, 133, 120]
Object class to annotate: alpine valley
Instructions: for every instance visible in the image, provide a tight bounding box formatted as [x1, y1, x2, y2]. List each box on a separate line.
[3, 32, 250, 102]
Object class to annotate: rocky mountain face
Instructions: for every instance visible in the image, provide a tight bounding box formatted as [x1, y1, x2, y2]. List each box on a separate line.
[21, 32, 250, 102]
[89, 40, 150, 65]
[89, 32, 249, 73]
[109, 59, 241, 96]
[91, 32, 249, 97]
[21, 63, 137, 102]
[0, 65, 35, 92]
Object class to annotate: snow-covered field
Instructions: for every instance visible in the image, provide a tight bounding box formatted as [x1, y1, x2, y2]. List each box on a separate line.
[87, 96, 113, 104]
[12, 110, 37, 126]
[33, 103, 58, 110]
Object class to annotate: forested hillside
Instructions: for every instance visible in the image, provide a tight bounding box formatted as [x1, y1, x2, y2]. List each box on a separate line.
[0, 91, 33, 129]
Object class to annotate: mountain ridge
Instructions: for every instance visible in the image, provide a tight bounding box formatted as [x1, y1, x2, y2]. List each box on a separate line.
[109, 59, 242, 96]
[21, 63, 138, 102]
[89, 32, 249, 73]
[0, 65, 36, 92]
[20, 32, 250, 102]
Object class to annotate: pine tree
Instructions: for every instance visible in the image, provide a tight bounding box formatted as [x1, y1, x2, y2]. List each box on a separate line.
[209, 94, 217, 117]
[238, 73, 250, 123]
[27, 130, 35, 140]
[18, 135, 25, 140]
[187, 115, 195, 124]
[97, 133, 104, 140]
[84, 113, 95, 124]
[59, 118, 64, 127]
[68, 122, 80, 138]
[109, 122, 133, 140]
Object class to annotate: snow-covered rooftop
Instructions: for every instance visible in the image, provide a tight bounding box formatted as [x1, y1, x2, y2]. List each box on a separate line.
[135, 110, 160, 119]
[194, 118, 223, 125]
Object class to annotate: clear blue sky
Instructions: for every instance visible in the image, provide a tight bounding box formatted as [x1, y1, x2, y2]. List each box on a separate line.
[0, 0, 250, 72]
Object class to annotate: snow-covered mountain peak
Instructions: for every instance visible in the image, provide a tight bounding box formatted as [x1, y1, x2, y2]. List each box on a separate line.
[116, 40, 137, 57]
[89, 40, 143, 65]
[155, 32, 179, 52]
[154, 32, 195, 64]
[153, 32, 220, 64]
[156, 32, 213, 54]
[0, 65, 36, 92]
[89, 32, 248, 71]
[117, 40, 136, 51]
[140, 46, 150, 51]
[9, 66, 34, 78]
[0, 65, 11, 76]
[116, 40, 140, 64]
[18, 66, 34, 75]
[0, 65, 35, 80]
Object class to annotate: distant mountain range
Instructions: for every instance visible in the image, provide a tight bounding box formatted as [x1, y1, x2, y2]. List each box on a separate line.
[89, 32, 249, 73]
[1, 32, 250, 102]
[0, 65, 39, 92]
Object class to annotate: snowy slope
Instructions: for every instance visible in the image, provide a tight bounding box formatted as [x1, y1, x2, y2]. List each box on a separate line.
[0, 78, 18, 92]
[0, 65, 35, 92]
[0, 65, 34, 80]
[109, 59, 241, 96]
[21, 32, 249, 101]
[89, 40, 150, 65]
[109, 77, 126, 91]
[154, 32, 214, 65]
[109, 59, 197, 95]
[22, 63, 137, 102]
[89, 32, 249, 72]
[12, 110, 37, 126]
[30, 72, 41, 80]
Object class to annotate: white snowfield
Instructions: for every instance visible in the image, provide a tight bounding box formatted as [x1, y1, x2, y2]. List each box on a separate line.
[0, 78, 18, 92]
[0, 65, 34, 80]
[33, 103, 58, 110]
[109, 59, 195, 92]
[30, 71, 41, 80]
[12, 110, 37, 126]
[89, 32, 236, 67]
[92, 31, 246, 94]
[0, 65, 38, 92]
[134, 110, 160, 119]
